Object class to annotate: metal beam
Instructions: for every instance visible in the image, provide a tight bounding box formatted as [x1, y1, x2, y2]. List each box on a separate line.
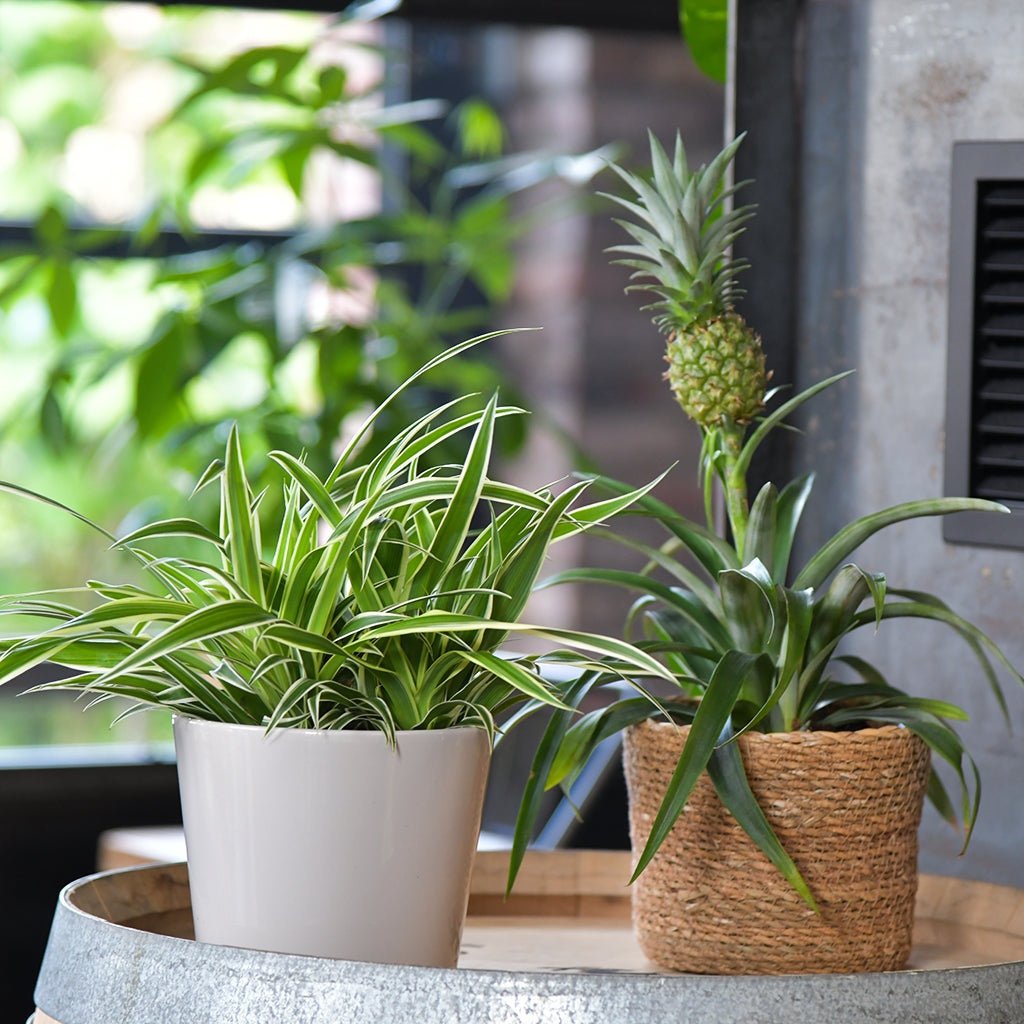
[136, 0, 678, 32]
[731, 0, 806, 492]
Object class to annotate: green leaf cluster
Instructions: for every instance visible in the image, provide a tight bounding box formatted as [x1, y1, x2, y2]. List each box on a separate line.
[0, 333, 674, 742]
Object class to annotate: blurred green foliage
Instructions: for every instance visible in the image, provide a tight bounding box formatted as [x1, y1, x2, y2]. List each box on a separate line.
[679, 0, 728, 83]
[0, 0, 609, 743]
[0, 1, 606, 567]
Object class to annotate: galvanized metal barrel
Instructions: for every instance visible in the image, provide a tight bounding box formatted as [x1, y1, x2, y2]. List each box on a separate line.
[32, 856, 1024, 1024]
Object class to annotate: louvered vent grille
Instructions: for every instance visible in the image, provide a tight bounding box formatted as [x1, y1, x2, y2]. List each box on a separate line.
[944, 142, 1024, 548]
[971, 182, 1024, 502]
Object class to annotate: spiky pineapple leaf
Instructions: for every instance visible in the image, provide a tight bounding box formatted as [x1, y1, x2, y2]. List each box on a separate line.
[631, 649, 773, 881]
[706, 722, 817, 909]
[795, 497, 1009, 592]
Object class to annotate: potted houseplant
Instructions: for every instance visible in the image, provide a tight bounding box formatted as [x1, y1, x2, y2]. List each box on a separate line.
[0, 331, 672, 968]
[510, 135, 1023, 975]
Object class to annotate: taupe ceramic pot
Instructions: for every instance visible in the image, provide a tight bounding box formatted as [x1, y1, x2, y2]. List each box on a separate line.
[173, 717, 490, 967]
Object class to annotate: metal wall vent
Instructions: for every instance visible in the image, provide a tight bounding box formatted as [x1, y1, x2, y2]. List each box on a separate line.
[944, 141, 1024, 547]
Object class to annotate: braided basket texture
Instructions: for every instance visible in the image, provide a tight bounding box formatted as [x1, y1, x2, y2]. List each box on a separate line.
[623, 721, 931, 975]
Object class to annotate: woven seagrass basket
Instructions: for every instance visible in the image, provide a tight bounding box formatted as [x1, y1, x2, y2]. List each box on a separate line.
[623, 721, 931, 975]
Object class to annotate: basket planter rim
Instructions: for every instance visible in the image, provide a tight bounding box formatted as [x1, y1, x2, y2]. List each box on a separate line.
[630, 721, 924, 746]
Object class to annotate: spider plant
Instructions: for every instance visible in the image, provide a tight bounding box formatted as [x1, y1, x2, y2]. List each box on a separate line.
[0, 332, 673, 742]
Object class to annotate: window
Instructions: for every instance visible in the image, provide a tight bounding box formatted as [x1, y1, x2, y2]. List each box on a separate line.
[944, 140, 1024, 547]
[0, 4, 724, 1010]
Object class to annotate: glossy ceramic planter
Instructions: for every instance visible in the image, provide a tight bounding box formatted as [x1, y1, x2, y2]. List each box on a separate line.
[173, 717, 490, 967]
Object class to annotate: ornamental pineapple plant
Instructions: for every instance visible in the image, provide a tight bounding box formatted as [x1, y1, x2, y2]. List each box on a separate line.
[509, 133, 1023, 912]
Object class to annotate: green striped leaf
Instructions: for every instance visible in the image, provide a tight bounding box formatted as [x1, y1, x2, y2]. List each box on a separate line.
[582, 475, 739, 578]
[538, 567, 730, 650]
[268, 449, 343, 529]
[460, 650, 563, 708]
[489, 479, 591, 624]
[115, 518, 224, 550]
[48, 597, 195, 634]
[222, 424, 265, 604]
[551, 468, 671, 542]
[90, 599, 276, 682]
[258, 621, 350, 657]
[415, 393, 497, 590]
[326, 329, 528, 486]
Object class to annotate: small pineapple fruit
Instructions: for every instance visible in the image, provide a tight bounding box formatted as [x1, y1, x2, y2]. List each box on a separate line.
[605, 132, 770, 431]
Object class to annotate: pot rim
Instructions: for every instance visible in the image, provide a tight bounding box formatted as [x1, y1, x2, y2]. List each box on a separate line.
[171, 714, 490, 741]
[631, 719, 921, 742]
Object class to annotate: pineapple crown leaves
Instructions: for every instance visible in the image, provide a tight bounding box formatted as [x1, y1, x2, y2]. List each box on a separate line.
[602, 130, 755, 333]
